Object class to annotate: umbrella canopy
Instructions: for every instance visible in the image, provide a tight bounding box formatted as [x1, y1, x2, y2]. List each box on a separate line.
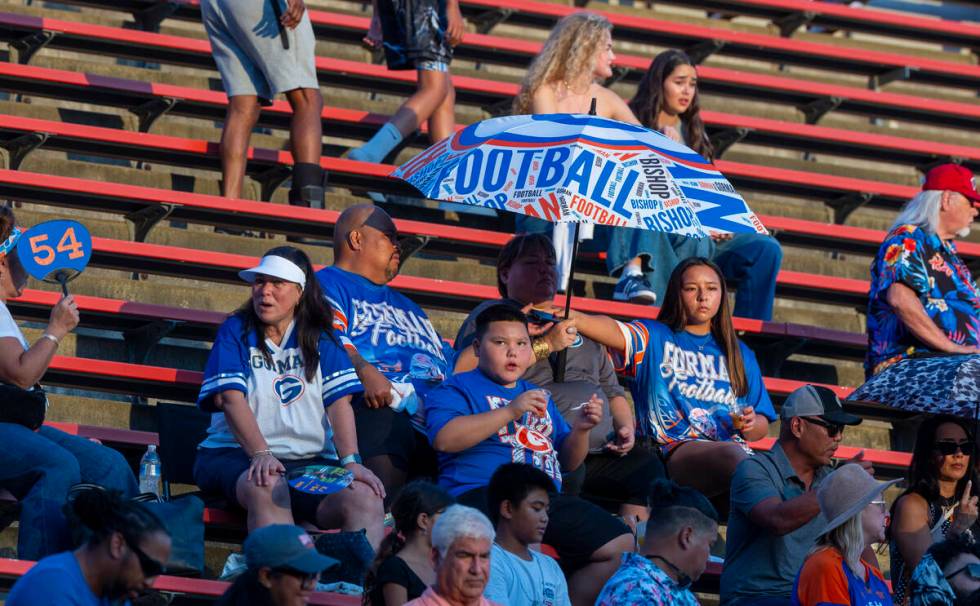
[392, 113, 767, 239]
[849, 354, 980, 418]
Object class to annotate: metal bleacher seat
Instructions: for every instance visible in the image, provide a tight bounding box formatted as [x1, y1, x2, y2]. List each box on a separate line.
[0, 110, 974, 256]
[48, 0, 980, 92]
[610, 0, 980, 50]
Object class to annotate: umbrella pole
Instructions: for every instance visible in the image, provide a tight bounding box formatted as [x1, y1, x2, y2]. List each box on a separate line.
[555, 223, 580, 383]
[553, 99, 596, 383]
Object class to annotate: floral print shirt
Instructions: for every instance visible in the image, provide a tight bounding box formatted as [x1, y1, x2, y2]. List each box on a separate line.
[866, 224, 980, 376]
[595, 553, 700, 606]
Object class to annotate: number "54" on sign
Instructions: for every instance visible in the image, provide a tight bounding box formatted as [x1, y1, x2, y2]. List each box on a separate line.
[15, 220, 93, 284]
[29, 227, 85, 266]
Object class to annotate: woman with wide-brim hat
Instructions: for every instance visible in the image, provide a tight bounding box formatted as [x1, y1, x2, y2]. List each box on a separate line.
[793, 463, 899, 606]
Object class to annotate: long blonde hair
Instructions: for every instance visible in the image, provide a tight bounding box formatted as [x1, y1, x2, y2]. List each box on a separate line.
[813, 514, 864, 570]
[512, 12, 612, 114]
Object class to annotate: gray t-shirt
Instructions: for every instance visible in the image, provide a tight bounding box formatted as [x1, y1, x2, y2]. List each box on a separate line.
[721, 441, 831, 604]
[455, 299, 626, 452]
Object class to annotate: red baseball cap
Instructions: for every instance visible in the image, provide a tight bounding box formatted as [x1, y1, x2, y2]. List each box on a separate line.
[922, 163, 980, 204]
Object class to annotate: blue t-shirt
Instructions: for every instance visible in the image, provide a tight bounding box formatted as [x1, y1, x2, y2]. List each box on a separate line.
[7, 551, 118, 606]
[316, 266, 453, 422]
[425, 369, 571, 496]
[615, 319, 776, 450]
[196, 313, 362, 459]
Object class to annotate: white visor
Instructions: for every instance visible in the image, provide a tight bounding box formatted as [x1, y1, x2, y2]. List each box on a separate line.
[238, 255, 307, 290]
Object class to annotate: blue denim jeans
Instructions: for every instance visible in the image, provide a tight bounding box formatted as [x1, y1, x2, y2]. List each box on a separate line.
[0, 424, 138, 560]
[606, 229, 783, 321]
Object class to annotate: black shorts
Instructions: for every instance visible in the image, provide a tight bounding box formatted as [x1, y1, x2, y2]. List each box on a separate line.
[193, 447, 337, 523]
[377, 0, 453, 71]
[458, 486, 630, 573]
[581, 446, 666, 507]
[352, 397, 437, 479]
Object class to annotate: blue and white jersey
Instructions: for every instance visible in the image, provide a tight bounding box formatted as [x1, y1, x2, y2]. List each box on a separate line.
[197, 314, 362, 459]
[316, 266, 453, 424]
[425, 369, 570, 497]
[614, 319, 776, 450]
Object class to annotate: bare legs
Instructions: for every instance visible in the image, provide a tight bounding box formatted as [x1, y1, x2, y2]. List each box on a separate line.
[389, 69, 455, 143]
[235, 471, 385, 552]
[218, 88, 323, 199]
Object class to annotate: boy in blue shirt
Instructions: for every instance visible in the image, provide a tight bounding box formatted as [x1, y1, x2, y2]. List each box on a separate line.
[426, 303, 634, 605]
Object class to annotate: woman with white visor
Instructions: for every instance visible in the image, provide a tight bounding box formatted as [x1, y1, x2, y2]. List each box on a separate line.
[193, 246, 385, 553]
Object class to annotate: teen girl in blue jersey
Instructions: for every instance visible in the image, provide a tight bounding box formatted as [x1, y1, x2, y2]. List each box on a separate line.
[571, 257, 777, 500]
[193, 247, 385, 550]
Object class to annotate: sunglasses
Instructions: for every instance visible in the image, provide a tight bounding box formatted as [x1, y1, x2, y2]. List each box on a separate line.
[802, 416, 844, 438]
[946, 562, 980, 581]
[934, 440, 974, 457]
[127, 539, 166, 578]
[273, 568, 320, 590]
[869, 500, 887, 514]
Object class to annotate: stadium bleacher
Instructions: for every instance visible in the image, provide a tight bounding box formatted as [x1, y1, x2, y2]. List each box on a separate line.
[0, 0, 976, 601]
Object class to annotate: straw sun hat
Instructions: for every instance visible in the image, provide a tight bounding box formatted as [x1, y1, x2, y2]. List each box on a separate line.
[817, 463, 901, 535]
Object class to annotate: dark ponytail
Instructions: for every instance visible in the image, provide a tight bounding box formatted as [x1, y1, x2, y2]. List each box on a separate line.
[363, 481, 454, 604]
[65, 485, 167, 549]
[237, 246, 338, 383]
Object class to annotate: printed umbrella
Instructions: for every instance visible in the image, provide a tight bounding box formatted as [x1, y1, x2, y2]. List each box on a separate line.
[392, 111, 767, 378]
[849, 354, 980, 421]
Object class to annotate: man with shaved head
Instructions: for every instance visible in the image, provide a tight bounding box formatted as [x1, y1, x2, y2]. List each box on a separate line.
[316, 204, 451, 503]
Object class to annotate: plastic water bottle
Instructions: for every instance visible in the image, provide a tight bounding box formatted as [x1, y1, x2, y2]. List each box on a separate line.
[139, 444, 162, 497]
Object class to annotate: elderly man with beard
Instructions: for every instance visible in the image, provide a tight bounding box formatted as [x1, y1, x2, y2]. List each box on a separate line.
[316, 204, 454, 504]
[866, 163, 980, 377]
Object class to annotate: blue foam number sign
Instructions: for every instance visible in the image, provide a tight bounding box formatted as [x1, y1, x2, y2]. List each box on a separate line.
[16, 220, 92, 295]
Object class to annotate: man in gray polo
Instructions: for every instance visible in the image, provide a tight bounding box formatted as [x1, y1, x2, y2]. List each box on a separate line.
[720, 385, 868, 606]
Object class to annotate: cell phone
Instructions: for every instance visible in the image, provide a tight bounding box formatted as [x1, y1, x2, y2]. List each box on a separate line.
[528, 309, 560, 324]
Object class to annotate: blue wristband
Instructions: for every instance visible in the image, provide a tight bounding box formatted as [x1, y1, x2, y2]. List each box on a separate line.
[339, 453, 362, 466]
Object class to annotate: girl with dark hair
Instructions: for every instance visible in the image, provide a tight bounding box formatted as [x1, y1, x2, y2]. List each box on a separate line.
[890, 415, 980, 605]
[607, 50, 782, 323]
[0, 206, 138, 562]
[7, 487, 171, 604]
[629, 49, 711, 159]
[571, 257, 777, 499]
[193, 246, 386, 571]
[365, 481, 455, 605]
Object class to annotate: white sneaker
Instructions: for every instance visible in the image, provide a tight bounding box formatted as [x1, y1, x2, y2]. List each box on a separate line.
[219, 552, 247, 581]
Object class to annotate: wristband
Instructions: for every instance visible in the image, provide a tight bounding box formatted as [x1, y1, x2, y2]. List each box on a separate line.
[250, 448, 273, 460]
[41, 333, 59, 346]
[339, 453, 362, 466]
[531, 337, 551, 361]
